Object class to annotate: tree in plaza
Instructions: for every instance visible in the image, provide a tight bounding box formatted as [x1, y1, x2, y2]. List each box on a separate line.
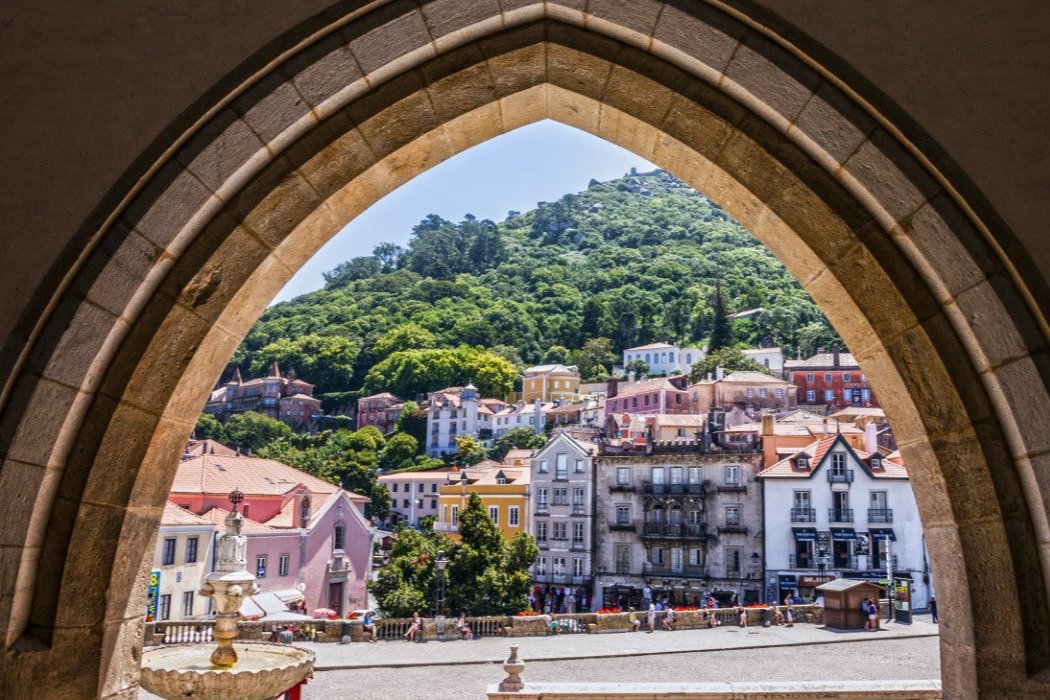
[490, 426, 547, 461]
[194, 413, 225, 442]
[369, 527, 450, 617]
[223, 411, 293, 452]
[395, 400, 428, 445]
[707, 282, 733, 352]
[689, 346, 773, 383]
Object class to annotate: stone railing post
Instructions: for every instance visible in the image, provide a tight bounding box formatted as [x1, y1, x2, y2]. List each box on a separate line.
[499, 645, 525, 692]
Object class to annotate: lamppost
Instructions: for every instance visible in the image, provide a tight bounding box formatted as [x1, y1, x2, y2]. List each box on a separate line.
[817, 551, 830, 582]
[435, 550, 448, 618]
[596, 565, 606, 611]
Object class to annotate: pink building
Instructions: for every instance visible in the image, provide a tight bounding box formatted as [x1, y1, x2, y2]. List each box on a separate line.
[357, 392, 405, 435]
[203, 362, 322, 431]
[604, 377, 691, 417]
[169, 448, 374, 617]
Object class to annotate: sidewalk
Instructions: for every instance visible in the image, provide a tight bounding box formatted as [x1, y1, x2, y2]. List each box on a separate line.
[305, 614, 940, 671]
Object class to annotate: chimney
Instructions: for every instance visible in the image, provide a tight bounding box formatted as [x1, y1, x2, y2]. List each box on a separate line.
[865, 421, 878, 454]
[761, 414, 775, 437]
[628, 370, 636, 383]
[607, 377, 619, 399]
[715, 366, 725, 381]
[822, 419, 829, 437]
[833, 346, 841, 367]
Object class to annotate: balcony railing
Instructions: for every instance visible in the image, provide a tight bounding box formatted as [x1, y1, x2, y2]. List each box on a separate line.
[717, 524, 748, 535]
[868, 508, 893, 523]
[535, 504, 550, 516]
[571, 540, 587, 551]
[642, 562, 708, 578]
[790, 507, 816, 522]
[571, 505, 586, 516]
[537, 540, 549, 550]
[609, 483, 637, 492]
[642, 482, 707, 496]
[828, 509, 854, 522]
[828, 469, 855, 484]
[608, 521, 636, 532]
[717, 483, 747, 493]
[641, 523, 708, 539]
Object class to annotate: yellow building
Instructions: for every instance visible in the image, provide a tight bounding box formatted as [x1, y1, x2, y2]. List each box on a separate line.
[434, 463, 531, 542]
[522, 364, 580, 403]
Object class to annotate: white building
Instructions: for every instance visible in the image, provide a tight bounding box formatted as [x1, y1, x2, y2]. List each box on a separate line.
[377, 468, 452, 527]
[425, 385, 482, 456]
[149, 502, 216, 622]
[623, 342, 706, 376]
[742, 347, 785, 377]
[757, 431, 931, 609]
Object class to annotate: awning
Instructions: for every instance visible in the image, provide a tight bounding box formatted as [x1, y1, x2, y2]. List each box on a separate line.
[273, 588, 306, 604]
[239, 591, 290, 617]
[792, 527, 817, 541]
[830, 527, 856, 540]
[870, 528, 897, 541]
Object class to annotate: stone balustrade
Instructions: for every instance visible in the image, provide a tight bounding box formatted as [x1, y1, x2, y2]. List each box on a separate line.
[144, 606, 824, 646]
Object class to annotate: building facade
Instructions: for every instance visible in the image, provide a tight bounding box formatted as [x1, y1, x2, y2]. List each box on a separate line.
[148, 502, 216, 622]
[357, 392, 405, 435]
[623, 342, 706, 376]
[742, 347, 785, 377]
[203, 363, 322, 430]
[784, 349, 879, 410]
[594, 443, 764, 609]
[689, 370, 797, 414]
[522, 364, 580, 403]
[758, 434, 930, 609]
[434, 464, 531, 542]
[605, 377, 691, 418]
[169, 448, 374, 617]
[377, 468, 451, 527]
[530, 434, 596, 608]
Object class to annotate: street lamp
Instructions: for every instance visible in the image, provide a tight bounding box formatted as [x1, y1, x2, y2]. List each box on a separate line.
[435, 550, 448, 618]
[817, 551, 830, 581]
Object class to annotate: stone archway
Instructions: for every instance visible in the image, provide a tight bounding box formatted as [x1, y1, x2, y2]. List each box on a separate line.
[0, 2, 1048, 698]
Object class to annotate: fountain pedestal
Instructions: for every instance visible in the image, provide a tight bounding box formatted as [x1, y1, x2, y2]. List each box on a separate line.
[141, 490, 314, 699]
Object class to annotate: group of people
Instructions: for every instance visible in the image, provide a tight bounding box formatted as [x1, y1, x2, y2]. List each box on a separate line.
[272, 624, 316, 644]
[401, 611, 476, 642]
[529, 585, 587, 614]
[861, 597, 880, 631]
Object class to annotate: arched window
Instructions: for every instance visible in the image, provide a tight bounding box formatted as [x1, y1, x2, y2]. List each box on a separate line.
[645, 354, 651, 363]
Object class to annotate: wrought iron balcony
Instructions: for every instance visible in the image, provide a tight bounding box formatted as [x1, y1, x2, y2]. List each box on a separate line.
[828, 508, 854, 522]
[828, 469, 854, 484]
[537, 540, 549, 550]
[571, 540, 587, 551]
[790, 507, 816, 522]
[609, 521, 636, 532]
[717, 524, 748, 535]
[609, 483, 636, 492]
[641, 523, 708, 539]
[535, 505, 550, 516]
[717, 483, 747, 493]
[571, 505, 586, 516]
[868, 508, 893, 523]
[642, 481, 707, 496]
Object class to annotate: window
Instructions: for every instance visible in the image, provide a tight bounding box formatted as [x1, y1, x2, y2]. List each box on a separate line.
[824, 389, 834, 402]
[279, 554, 290, 577]
[669, 467, 683, 485]
[536, 521, 547, 542]
[862, 389, 871, 401]
[489, 506, 499, 525]
[553, 557, 566, 575]
[509, 506, 520, 526]
[843, 389, 852, 402]
[843, 372, 851, 382]
[650, 547, 664, 565]
[870, 491, 888, 509]
[794, 491, 811, 507]
[392, 483, 398, 493]
[632, 397, 638, 408]
[158, 594, 171, 621]
[554, 488, 568, 505]
[806, 390, 816, 402]
[256, 556, 267, 578]
[572, 521, 584, 544]
[573, 558, 584, 576]
[670, 547, 683, 573]
[537, 557, 547, 575]
[538, 460, 548, 473]
[452, 505, 459, 524]
[651, 467, 665, 485]
[555, 454, 567, 480]
[182, 591, 194, 617]
[806, 373, 814, 382]
[725, 505, 741, 526]
[615, 543, 630, 574]
[431, 483, 438, 492]
[688, 509, 701, 524]
[775, 388, 784, 399]
[334, 524, 345, 551]
[575, 459, 585, 473]
[825, 373, 833, 382]
[688, 467, 702, 484]
[403, 499, 409, 508]
[831, 453, 847, 473]
[162, 538, 176, 566]
[419, 483, 426, 492]
[759, 388, 768, 398]
[745, 388, 755, 398]
[689, 548, 703, 566]
[725, 547, 742, 577]
[185, 536, 198, 564]
[573, 488, 584, 506]
[615, 505, 631, 525]
[553, 522, 567, 540]
[616, 467, 630, 485]
[537, 488, 549, 508]
[724, 465, 740, 485]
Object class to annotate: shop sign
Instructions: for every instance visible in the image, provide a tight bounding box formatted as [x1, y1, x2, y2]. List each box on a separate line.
[146, 570, 161, 621]
[798, 575, 835, 587]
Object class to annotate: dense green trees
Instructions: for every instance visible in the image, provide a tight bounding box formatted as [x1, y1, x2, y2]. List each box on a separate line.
[369, 493, 537, 617]
[363, 346, 517, 399]
[236, 169, 840, 400]
[222, 411, 293, 451]
[490, 426, 547, 460]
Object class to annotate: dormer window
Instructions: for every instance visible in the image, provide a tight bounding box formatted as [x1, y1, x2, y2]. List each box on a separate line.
[496, 470, 508, 485]
[796, 457, 809, 469]
[871, 457, 882, 469]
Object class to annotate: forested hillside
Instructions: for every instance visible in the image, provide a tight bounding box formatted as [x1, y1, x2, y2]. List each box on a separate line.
[233, 169, 839, 408]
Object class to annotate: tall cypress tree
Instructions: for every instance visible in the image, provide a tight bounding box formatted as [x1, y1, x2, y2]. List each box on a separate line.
[708, 283, 733, 352]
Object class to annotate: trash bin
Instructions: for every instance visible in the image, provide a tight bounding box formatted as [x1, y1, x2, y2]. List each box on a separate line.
[340, 621, 352, 644]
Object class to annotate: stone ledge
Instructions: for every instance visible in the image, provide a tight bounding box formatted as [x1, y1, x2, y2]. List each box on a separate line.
[487, 679, 942, 699]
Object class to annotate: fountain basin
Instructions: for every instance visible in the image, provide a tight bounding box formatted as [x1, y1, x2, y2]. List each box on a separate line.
[140, 642, 314, 700]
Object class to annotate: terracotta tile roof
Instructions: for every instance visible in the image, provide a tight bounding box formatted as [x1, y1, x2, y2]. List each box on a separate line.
[361, 392, 399, 402]
[613, 378, 686, 399]
[784, 352, 859, 369]
[757, 436, 908, 479]
[523, 364, 578, 375]
[185, 440, 240, 457]
[199, 506, 276, 533]
[283, 393, 319, 402]
[171, 449, 367, 501]
[720, 371, 791, 384]
[625, 342, 677, 351]
[377, 468, 454, 482]
[504, 449, 536, 463]
[161, 501, 214, 527]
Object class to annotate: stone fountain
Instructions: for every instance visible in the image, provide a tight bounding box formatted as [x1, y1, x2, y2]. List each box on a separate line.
[140, 489, 314, 700]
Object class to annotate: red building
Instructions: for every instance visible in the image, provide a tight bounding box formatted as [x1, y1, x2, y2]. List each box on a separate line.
[784, 349, 879, 410]
[356, 392, 405, 435]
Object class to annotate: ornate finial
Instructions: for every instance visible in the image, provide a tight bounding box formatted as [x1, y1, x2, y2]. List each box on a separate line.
[229, 488, 244, 512]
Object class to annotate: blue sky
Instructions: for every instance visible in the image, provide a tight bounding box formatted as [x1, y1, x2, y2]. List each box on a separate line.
[273, 120, 657, 302]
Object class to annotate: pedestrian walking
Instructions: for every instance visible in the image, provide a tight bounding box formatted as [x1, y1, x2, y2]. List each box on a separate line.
[567, 589, 577, 614]
[929, 596, 938, 623]
[646, 602, 656, 633]
[783, 594, 794, 627]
